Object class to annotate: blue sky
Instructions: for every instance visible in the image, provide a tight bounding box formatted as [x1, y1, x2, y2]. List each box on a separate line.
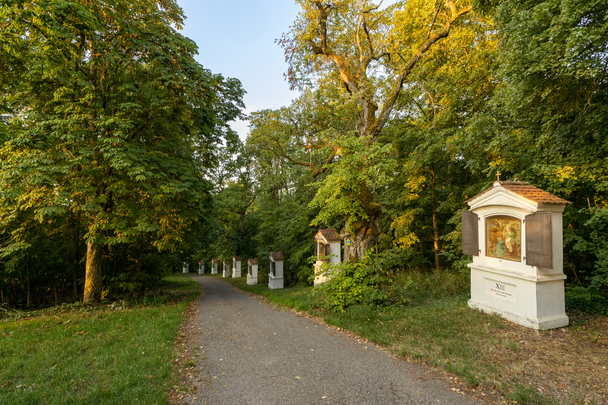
[176, 0, 302, 139]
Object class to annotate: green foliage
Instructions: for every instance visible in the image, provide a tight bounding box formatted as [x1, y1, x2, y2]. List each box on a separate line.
[475, 0, 608, 293]
[567, 207, 608, 290]
[240, 0, 608, 298]
[308, 135, 395, 232]
[565, 285, 608, 316]
[269, 1, 476, 259]
[316, 253, 391, 312]
[0, 0, 243, 305]
[376, 246, 431, 272]
[207, 162, 258, 262]
[252, 185, 318, 286]
[227, 125, 323, 287]
[3, 0, 608, 309]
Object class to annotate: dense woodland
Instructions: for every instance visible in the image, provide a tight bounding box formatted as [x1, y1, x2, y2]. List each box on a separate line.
[1, 0, 607, 311]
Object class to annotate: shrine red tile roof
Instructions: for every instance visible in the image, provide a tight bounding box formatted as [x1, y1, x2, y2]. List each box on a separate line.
[316, 229, 341, 241]
[233, 256, 241, 260]
[199, 261, 204, 264]
[270, 252, 284, 261]
[467, 181, 571, 205]
[212, 259, 218, 263]
[248, 258, 258, 265]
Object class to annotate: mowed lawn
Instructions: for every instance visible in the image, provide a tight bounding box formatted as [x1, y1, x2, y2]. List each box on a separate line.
[0, 275, 198, 405]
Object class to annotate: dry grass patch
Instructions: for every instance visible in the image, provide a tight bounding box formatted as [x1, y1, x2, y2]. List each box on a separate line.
[487, 313, 608, 404]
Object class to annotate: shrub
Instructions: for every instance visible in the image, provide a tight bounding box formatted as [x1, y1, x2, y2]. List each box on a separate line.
[565, 285, 608, 315]
[316, 252, 391, 312]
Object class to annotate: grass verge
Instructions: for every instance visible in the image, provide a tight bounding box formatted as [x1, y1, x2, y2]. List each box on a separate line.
[212, 272, 608, 405]
[0, 274, 199, 405]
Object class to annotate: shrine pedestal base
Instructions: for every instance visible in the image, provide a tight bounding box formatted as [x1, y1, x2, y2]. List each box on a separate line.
[268, 274, 283, 290]
[313, 262, 327, 286]
[468, 264, 569, 330]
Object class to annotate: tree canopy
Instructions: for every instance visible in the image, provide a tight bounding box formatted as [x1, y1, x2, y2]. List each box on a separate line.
[2, 0, 607, 310]
[0, 0, 244, 303]
[257, 0, 474, 260]
[240, 0, 608, 303]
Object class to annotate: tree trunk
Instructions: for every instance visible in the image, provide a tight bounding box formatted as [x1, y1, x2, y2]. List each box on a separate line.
[431, 167, 440, 271]
[73, 216, 79, 301]
[342, 208, 382, 261]
[26, 253, 31, 307]
[83, 242, 103, 304]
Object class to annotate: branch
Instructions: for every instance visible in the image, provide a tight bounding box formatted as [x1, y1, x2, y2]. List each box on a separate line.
[250, 132, 334, 178]
[373, 2, 472, 137]
[426, 2, 442, 40]
[356, 6, 365, 63]
[418, 83, 437, 125]
[362, 0, 383, 59]
[232, 194, 257, 215]
[309, 2, 370, 123]
[312, 0, 331, 53]
[363, 21, 375, 60]
[358, 3, 392, 69]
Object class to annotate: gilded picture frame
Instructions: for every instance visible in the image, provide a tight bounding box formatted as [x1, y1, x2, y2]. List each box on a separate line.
[485, 215, 522, 262]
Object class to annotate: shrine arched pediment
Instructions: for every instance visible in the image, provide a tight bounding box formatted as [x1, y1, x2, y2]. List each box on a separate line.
[468, 189, 537, 212]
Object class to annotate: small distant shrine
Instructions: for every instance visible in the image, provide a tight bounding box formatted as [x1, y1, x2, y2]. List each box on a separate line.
[247, 258, 258, 286]
[198, 261, 205, 275]
[211, 259, 218, 274]
[232, 256, 242, 278]
[222, 260, 230, 278]
[462, 180, 570, 330]
[182, 262, 189, 274]
[268, 252, 284, 290]
[313, 229, 342, 286]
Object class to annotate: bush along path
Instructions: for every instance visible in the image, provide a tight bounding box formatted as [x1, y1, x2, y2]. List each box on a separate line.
[172, 275, 484, 405]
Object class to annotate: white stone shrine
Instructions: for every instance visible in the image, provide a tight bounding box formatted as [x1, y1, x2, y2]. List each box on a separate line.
[247, 258, 258, 285]
[211, 259, 218, 275]
[268, 252, 284, 290]
[182, 262, 189, 274]
[198, 261, 205, 275]
[232, 256, 242, 278]
[313, 229, 342, 286]
[222, 261, 230, 278]
[462, 181, 570, 330]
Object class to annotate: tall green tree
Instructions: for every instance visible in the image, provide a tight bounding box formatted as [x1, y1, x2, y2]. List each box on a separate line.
[0, 0, 244, 303]
[269, 0, 472, 259]
[245, 131, 320, 286]
[208, 155, 258, 261]
[474, 0, 608, 288]
[386, 11, 498, 270]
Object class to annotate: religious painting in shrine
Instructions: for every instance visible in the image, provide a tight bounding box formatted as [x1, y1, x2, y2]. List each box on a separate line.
[485, 215, 522, 262]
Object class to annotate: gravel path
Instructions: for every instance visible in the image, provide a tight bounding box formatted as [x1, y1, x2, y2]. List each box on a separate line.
[181, 275, 483, 405]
